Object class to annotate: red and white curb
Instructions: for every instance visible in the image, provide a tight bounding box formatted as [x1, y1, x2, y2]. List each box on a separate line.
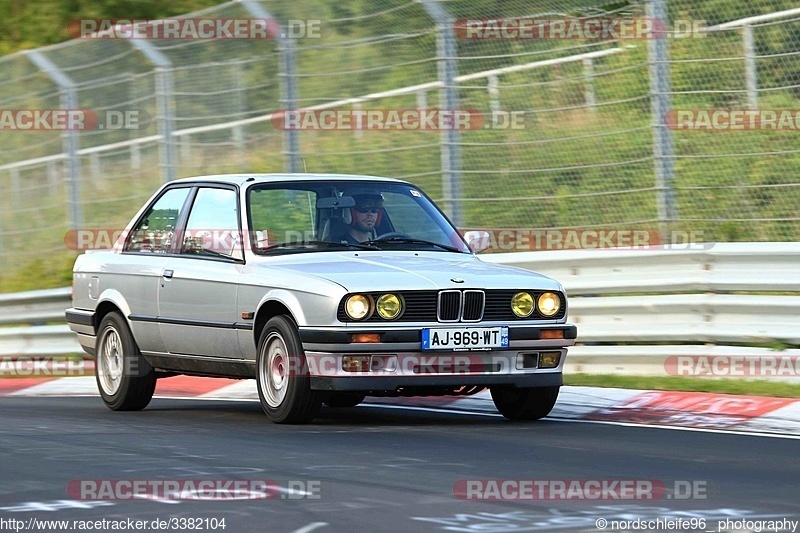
[2, 375, 799, 435]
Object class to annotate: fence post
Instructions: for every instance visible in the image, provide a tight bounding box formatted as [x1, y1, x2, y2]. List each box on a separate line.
[241, 1, 300, 174]
[232, 60, 247, 170]
[647, 0, 678, 238]
[416, 90, 428, 110]
[127, 40, 176, 183]
[583, 58, 596, 108]
[279, 36, 300, 174]
[488, 75, 500, 113]
[743, 25, 758, 109]
[25, 51, 83, 230]
[131, 144, 140, 170]
[421, 1, 462, 226]
[89, 153, 102, 186]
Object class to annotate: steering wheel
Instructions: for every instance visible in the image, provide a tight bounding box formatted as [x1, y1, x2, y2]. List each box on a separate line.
[373, 232, 411, 241]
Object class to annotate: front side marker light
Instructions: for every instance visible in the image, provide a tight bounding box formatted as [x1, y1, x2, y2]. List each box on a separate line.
[351, 333, 381, 343]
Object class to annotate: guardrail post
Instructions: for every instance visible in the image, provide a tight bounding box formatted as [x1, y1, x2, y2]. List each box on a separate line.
[127, 39, 176, 183]
[25, 51, 83, 230]
[241, 1, 300, 174]
[421, 1, 462, 226]
[647, 0, 678, 239]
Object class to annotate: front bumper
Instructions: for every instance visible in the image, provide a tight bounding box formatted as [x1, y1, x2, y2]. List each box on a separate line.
[304, 347, 569, 392]
[65, 308, 96, 356]
[298, 324, 577, 353]
[300, 324, 574, 392]
[311, 371, 563, 391]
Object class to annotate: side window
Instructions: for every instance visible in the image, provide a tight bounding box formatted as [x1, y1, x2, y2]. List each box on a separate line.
[181, 188, 240, 259]
[126, 188, 191, 253]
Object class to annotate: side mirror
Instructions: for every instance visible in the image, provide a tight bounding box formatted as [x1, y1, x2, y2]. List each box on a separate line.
[462, 230, 491, 253]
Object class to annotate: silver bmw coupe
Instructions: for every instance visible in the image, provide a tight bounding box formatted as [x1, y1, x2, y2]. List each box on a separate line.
[66, 174, 576, 423]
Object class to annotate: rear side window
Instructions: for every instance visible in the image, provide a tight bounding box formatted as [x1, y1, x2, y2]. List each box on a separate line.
[126, 188, 191, 253]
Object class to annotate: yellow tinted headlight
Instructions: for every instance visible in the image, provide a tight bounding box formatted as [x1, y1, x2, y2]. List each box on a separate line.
[537, 292, 561, 317]
[376, 293, 402, 320]
[511, 292, 534, 318]
[345, 294, 371, 320]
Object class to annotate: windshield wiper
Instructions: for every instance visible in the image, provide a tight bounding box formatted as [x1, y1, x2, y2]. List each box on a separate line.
[363, 237, 463, 253]
[261, 240, 377, 252]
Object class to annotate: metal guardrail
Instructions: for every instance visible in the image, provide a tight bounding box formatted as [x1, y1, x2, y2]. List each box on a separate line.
[0, 287, 72, 326]
[1, 243, 799, 376]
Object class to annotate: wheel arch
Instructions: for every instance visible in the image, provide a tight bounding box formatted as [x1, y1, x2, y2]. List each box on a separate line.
[253, 299, 299, 348]
[94, 289, 133, 332]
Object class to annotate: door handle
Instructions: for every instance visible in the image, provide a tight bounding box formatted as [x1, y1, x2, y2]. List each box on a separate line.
[162, 269, 174, 279]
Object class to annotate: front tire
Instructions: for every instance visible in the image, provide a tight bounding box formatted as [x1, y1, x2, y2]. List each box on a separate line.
[490, 385, 560, 421]
[256, 316, 322, 423]
[95, 311, 156, 411]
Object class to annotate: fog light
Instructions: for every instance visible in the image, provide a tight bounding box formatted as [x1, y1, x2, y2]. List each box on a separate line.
[539, 351, 561, 369]
[342, 355, 371, 372]
[541, 329, 564, 340]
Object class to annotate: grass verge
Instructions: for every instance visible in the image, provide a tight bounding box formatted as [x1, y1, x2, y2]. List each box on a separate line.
[565, 373, 800, 399]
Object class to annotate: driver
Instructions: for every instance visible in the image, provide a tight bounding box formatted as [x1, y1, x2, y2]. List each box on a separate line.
[338, 191, 384, 244]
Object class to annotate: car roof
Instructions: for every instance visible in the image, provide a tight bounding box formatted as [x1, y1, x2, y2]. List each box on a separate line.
[169, 173, 408, 187]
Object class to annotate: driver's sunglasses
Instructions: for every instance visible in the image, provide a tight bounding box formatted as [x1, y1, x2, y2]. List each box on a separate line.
[354, 205, 380, 214]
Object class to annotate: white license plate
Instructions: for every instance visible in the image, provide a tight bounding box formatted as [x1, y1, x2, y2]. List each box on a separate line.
[421, 326, 509, 351]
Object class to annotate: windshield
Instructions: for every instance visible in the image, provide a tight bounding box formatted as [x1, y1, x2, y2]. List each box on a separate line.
[247, 180, 470, 255]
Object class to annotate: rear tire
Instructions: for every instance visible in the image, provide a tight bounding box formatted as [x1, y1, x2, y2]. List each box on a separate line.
[95, 311, 156, 411]
[490, 385, 560, 421]
[324, 393, 365, 408]
[256, 316, 322, 423]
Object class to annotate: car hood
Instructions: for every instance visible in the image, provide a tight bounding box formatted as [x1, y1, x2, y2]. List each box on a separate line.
[262, 251, 562, 292]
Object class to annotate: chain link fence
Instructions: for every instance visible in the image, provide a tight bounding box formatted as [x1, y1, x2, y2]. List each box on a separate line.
[1, 0, 799, 291]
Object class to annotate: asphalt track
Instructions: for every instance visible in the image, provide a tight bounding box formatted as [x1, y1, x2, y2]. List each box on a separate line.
[0, 396, 798, 533]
